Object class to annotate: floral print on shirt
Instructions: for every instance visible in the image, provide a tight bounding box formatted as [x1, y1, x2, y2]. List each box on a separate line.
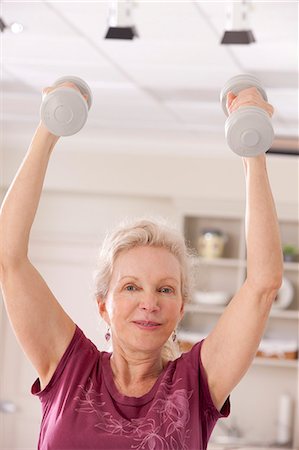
[74, 377, 193, 450]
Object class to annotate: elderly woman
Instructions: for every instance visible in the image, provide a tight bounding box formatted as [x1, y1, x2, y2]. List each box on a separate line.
[0, 84, 283, 450]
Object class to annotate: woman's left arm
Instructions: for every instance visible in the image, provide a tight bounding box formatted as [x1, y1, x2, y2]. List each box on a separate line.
[201, 92, 284, 412]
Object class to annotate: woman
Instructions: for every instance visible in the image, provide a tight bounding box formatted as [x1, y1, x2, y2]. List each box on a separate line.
[0, 83, 283, 450]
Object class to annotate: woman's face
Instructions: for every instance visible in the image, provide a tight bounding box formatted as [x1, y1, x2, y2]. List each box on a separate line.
[100, 245, 184, 356]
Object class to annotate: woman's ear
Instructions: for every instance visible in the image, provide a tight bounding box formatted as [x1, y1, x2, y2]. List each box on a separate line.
[97, 296, 110, 323]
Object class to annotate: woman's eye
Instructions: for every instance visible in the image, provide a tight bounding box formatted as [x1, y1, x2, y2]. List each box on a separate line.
[160, 287, 174, 294]
[125, 285, 137, 291]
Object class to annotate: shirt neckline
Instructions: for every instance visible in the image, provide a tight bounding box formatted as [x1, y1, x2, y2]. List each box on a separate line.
[102, 351, 171, 406]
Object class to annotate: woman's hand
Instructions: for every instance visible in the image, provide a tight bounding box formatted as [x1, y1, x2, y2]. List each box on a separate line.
[226, 87, 274, 118]
[41, 81, 89, 102]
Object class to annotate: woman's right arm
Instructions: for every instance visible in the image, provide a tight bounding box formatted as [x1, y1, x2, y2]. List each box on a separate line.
[0, 122, 76, 389]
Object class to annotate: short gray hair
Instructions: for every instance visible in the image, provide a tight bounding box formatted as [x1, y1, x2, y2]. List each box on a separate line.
[93, 216, 195, 360]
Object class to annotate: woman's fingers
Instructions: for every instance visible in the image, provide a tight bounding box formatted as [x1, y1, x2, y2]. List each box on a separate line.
[227, 87, 274, 117]
[41, 82, 88, 103]
[226, 91, 237, 112]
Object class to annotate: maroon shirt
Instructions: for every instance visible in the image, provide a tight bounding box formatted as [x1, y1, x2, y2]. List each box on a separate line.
[32, 325, 230, 450]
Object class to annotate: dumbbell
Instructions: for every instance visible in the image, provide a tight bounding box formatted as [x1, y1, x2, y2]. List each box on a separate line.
[220, 74, 274, 157]
[40, 76, 92, 136]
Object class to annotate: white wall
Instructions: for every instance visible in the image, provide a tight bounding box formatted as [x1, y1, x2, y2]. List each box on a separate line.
[1, 131, 298, 447]
[2, 132, 298, 207]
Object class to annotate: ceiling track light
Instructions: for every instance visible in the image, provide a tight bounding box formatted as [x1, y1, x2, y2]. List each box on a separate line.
[221, 1, 255, 45]
[0, 16, 24, 34]
[104, 0, 138, 40]
[0, 17, 7, 32]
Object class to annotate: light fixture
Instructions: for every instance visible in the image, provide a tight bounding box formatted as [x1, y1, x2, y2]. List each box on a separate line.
[11, 22, 24, 34]
[0, 17, 7, 32]
[104, 0, 138, 40]
[221, 1, 255, 45]
[0, 17, 24, 34]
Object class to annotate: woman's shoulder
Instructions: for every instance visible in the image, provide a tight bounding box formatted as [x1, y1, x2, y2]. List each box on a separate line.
[175, 340, 204, 369]
[32, 325, 104, 398]
[161, 340, 204, 386]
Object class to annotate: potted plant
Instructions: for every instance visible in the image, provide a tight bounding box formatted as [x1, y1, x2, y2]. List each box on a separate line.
[282, 244, 299, 262]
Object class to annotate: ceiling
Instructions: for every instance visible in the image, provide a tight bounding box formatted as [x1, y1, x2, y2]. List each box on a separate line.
[1, 1, 298, 157]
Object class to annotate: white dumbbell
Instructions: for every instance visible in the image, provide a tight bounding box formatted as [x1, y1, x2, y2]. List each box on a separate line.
[40, 76, 92, 136]
[220, 74, 274, 157]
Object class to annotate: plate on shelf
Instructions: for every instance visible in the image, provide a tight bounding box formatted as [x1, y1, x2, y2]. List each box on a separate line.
[272, 277, 294, 309]
[193, 290, 231, 306]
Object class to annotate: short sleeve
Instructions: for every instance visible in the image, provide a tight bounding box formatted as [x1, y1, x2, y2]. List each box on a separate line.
[31, 325, 98, 400]
[186, 340, 230, 419]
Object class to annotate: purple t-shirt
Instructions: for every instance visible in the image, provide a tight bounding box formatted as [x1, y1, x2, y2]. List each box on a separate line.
[32, 325, 230, 450]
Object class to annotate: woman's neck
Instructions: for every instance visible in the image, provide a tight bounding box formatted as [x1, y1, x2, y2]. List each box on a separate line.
[109, 349, 165, 391]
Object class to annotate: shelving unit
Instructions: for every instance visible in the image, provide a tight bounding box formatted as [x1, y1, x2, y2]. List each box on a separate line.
[184, 303, 299, 320]
[178, 204, 298, 347]
[174, 198, 298, 447]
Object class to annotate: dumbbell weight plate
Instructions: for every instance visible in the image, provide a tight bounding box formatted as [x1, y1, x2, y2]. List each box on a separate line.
[53, 76, 92, 110]
[226, 106, 274, 157]
[40, 76, 92, 137]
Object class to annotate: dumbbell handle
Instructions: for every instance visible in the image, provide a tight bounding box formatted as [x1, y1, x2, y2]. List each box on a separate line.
[221, 74, 268, 117]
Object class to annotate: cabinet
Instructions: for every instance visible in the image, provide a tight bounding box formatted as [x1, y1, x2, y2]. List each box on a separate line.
[174, 198, 298, 448]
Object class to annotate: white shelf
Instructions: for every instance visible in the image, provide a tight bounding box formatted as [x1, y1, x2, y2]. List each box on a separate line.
[283, 261, 299, 271]
[185, 303, 299, 320]
[185, 303, 225, 314]
[193, 258, 299, 271]
[270, 309, 299, 319]
[192, 256, 246, 268]
[253, 357, 298, 369]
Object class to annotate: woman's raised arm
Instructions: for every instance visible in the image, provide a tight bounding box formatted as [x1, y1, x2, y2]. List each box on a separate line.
[201, 89, 283, 412]
[0, 121, 76, 390]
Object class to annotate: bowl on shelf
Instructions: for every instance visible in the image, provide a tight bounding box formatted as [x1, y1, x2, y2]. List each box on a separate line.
[272, 277, 294, 310]
[193, 290, 231, 306]
[257, 337, 298, 360]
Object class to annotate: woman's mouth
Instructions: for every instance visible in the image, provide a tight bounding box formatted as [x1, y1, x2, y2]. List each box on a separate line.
[133, 321, 162, 330]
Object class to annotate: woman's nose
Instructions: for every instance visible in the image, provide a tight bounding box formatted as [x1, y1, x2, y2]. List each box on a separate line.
[139, 293, 160, 312]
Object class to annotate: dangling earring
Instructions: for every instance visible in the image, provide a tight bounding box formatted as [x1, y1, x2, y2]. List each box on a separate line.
[172, 329, 177, 342]
[105, 327, 111, 342]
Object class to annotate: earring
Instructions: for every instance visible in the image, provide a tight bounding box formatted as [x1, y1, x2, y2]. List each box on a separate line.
[105, 327, 111, 342]
[172, 329, 177, 342]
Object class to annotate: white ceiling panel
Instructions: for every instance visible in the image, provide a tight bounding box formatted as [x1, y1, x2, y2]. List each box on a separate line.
[3, 61, 130, 91]
[1, 0, 298, 157]
[99, 39, 238, 67]
[88, 85, 177, 123]
[232, 42, 298, 72]
[133, 1, 216, 41]
[2, 35, 110, 65]
[164, 102, 223, 126]
[119, 65, 240, 90]
[45, 1, 110, 36]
